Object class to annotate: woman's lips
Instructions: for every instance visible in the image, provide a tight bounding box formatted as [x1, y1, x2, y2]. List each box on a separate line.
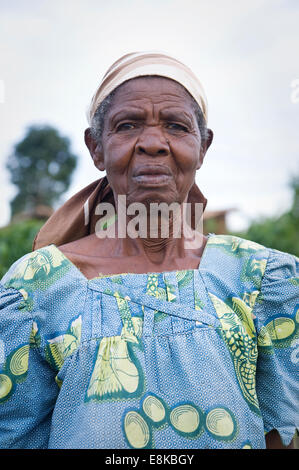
[132, 165, 172, 185]
[133, 174, 171, 185]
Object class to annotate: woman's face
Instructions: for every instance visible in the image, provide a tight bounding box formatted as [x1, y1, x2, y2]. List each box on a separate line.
[88, 77, 210, 207]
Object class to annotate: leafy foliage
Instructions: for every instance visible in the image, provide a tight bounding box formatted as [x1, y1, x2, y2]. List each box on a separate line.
[234, 178, 299, 257]
[6, 126, 78, 217]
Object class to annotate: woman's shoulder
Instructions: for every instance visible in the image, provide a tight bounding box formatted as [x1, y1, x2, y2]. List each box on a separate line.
[0, 244, 88, 338]
[1, 244, 72, 289]
[207, 233, 298, 264]
[0, 244, 87, 314]
[204, 233, 298, 290]
[206, 233, 267, 253]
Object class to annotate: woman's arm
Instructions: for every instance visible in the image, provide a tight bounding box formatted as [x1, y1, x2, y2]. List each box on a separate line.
[266, 429, 295, 449]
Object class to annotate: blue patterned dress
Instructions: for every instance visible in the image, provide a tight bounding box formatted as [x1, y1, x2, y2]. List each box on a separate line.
[0, 234, 298, 449]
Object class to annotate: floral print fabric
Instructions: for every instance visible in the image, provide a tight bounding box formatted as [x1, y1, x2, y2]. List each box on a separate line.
[0, 234, 298, 449]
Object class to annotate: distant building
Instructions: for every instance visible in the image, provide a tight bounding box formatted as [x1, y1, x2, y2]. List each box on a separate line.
[203, 209, 235, 235]
[11, 205, 54, 224]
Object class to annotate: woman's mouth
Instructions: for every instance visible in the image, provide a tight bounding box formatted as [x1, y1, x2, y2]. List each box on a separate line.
[132, 165, 172, 186]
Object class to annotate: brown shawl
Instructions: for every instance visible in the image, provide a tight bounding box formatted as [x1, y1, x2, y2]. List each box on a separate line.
[33, 177, 207, 250]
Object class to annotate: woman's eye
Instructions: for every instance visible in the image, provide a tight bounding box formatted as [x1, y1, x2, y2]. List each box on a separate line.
[116, 122, 136, 131]
[166, 123, 189, 132]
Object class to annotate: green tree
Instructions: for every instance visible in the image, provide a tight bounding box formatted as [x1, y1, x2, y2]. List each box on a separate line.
[236, 177, 299, 257]
[6, 125, 78, 218]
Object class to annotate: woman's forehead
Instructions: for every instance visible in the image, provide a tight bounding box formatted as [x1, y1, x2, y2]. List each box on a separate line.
[108, 76, 194, 108]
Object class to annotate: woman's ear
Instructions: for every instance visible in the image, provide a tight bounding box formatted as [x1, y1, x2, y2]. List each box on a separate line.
[197, 128, 214, 169]
[84, 128, 105, 171]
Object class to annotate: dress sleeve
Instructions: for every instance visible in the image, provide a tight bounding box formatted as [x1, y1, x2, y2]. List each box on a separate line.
[254, 248, 299, 446]
[0, 259, 59, 448]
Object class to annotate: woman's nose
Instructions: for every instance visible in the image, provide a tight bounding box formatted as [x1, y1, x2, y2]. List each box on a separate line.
[135, 128, 169, 157]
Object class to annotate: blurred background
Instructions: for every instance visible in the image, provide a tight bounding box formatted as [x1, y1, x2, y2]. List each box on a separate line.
[0, 0, 298, 276]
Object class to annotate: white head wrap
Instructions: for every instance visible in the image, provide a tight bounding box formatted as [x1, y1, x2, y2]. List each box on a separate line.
[87, 51, 208, 125]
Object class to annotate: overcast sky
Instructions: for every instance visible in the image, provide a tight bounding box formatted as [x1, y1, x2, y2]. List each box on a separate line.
[0, 0, 298, 231]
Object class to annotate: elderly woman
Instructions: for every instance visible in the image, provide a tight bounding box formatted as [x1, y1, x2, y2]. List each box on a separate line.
[0, 52, 298, 450]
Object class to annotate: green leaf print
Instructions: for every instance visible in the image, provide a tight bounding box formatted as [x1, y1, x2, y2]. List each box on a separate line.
[45, 315, 82, 371]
